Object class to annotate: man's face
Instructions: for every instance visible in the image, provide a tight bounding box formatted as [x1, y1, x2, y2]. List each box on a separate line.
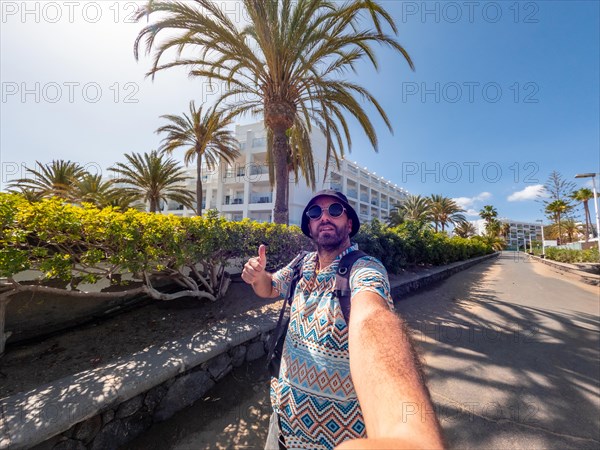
[308, 197, 353, 251]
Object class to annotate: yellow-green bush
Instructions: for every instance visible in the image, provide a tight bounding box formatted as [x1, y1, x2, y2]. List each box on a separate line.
[545, 247, 599, 263]
[1, 193, 493, 294]
[0, 193, 311, 299]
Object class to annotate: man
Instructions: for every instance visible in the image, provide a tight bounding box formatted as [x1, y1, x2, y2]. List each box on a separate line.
[242, 190, 444, 450]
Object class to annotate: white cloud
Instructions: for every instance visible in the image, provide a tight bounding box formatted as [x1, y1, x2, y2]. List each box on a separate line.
[507, 185, 547, 202]
[464, 208, 480, 217]
[453, 192, 492, 210]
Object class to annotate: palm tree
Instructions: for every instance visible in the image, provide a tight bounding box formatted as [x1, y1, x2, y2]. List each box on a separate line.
[501, 222, 511, 240]
[401, 194, 431, 222]
[545, 199, 569, 244]
[386, 205, 406, 227]
[486, 218, 502, 237]
[134, 0, 414, 224]
[429, 194, 466, 233]
[156, 102, 240, 216]
[479, 205, 498, 234]
[7, 160, 87, 199]
[571, 188, 594, 241]
[73, 174, 139, 210]
[454, 221, 476, 238]
[109, 151, 195, 213]
[561, 219, 582, 243]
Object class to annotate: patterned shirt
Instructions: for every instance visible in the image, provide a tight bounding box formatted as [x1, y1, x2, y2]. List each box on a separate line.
[270, 244, 394, 450]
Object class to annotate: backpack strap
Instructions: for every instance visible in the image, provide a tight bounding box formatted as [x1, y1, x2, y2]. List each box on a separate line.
[334, 250, 367, 324]
[266, 251, 308, 375]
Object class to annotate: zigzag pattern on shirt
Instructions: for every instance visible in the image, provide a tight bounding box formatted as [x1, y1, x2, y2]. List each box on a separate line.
[270, 245, 395, 449]
[278, 384, 366, 450]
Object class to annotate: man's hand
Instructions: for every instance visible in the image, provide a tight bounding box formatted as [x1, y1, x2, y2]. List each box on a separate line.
[242, 244, 267, 284]
[241, 245, 277, 298]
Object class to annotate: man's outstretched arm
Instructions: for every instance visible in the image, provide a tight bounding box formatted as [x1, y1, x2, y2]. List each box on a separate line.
[341, 291, 445, 450]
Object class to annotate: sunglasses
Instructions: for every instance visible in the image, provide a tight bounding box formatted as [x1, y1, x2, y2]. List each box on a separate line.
[306, 203, 346, 220]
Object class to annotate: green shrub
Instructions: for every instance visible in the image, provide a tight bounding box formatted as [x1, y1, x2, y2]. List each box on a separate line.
[355, 220, 493, 269]
[0, 193, 311, 300]
[0, 193, 494, 294]
[545, 247, 599, 263]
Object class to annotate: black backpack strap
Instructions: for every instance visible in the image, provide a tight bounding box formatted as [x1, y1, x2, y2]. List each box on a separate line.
[334, 250, 367, 324]
[266, 251, 308, 376]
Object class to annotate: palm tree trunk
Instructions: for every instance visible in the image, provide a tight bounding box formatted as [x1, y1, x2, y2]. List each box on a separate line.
[557, 213, 562, 245]
[583, 200, 590, 241]
[150, 198, 157, 213]
[196, 153, 203, 216]
[272, 128, 289, 224]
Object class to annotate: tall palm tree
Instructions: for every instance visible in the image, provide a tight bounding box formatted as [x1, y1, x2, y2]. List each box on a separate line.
[486, 218, 502, 237]
[134, 0, 414, 224]
[156, 102, 240, 216]
[401, 194, 431, 222]
[571, 188, 594, 241]
[7, 160, 87, 199]
[109, 151, 195, 213]
[501, 222, 511, 240]
[479, 205, 498, 234]
[453, 221, 476, 238]
[545, 199, 569, 244]
[429, 194, 466, 232]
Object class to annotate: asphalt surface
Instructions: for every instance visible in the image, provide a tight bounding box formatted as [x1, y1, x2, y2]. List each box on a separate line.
[127, 252, 600, 449]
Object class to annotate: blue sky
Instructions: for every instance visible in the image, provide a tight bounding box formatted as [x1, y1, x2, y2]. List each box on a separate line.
[1, 1, 598, 223]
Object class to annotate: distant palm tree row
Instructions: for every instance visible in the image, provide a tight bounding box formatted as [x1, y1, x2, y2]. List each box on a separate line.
[387, 194, 468, 233]
[539, 171, 596, 244]
[8, 103, 241, 214]
[544, 187, 595, 244]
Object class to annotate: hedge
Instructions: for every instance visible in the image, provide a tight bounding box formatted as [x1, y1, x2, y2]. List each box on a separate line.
[0, 193, 312, 302]
[353, 219, 493, 273]
[544, 247, 600, 264]
[1, 194, 494, 296]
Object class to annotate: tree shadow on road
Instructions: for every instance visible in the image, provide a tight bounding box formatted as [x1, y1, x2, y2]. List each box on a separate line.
[395, 253, 600, 449]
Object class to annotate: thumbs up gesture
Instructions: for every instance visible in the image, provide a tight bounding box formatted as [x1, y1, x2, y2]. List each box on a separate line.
[241, 244, 268, 286]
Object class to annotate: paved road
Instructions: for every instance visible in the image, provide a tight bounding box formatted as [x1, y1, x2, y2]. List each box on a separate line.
[127, 252, 600, 449]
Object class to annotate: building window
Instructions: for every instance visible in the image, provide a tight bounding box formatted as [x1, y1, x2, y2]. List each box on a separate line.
[252, 137, 266, 147]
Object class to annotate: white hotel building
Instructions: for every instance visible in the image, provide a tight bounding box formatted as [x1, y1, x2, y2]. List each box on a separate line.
[471, 218, 543, 250]
[164, 122, 408, 226]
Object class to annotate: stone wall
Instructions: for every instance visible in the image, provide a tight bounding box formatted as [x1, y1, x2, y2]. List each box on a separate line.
[34, 331, 273, 450]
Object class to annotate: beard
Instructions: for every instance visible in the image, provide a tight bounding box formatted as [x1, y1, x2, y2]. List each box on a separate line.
[312, 221, 349, 252]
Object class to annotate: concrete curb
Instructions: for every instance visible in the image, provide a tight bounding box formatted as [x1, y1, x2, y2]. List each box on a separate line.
[529, 254, 600, 286]
[0, 252, 499, 449]
[390, 252, 500, 299]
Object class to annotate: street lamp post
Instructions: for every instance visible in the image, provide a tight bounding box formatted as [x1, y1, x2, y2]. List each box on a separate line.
[536, 219, 545, 257]
[575, 173, 600, 257]
[529, 236, 533, 253]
